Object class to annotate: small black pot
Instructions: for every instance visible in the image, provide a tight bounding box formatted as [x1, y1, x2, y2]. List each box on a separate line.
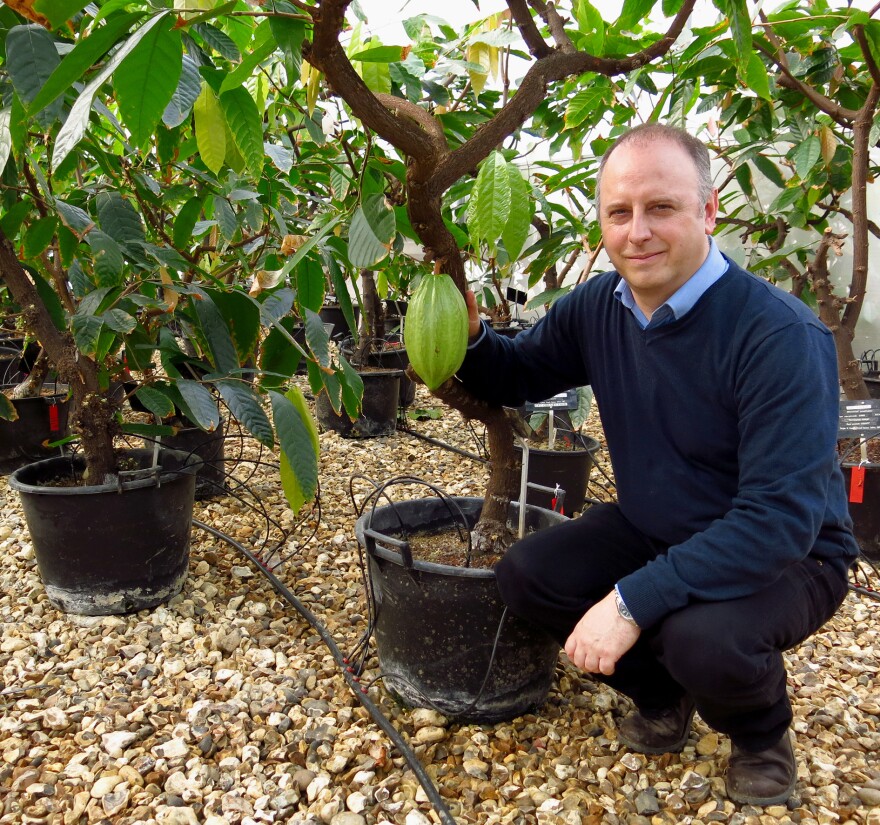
[355, 496, 564, 723]
[341, 341, 415, 407]
[843, 461, 880, 561]
[9, 449, 197, 615]
[316, 369, 402, 438]
[319, 305, 359, 341]
[0, 388, 70, 473]
[515, 434, 601, 515]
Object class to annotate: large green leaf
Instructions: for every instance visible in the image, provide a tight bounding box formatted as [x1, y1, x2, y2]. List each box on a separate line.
[219, 21, 274, 93]
[27, 11, 143, 118]
[176, 379, 220, 431]
[348, 194, 395, 268]
[617, 0, 657, 30]
[258, 288, 295, 326]
[219, 86, 263, 176]
[204, 287, 261, 363]
[173, 195, 203, 249]
[191, 291, 239, 374]
[792, 135, 821, 180]
[502, 162, 533, 262]
[52, 12, 170, 168]
[295, 255, 326, 314]
[269, 15, 305, 80]
[260, 316, 303, 389]
[133, 386, 176, 419]
[162, 53, 201, 129]
[71, 314, 104, 356]
[28, 265, 66, 331]
[96, 192, 145, 252]
[467, 151, 511, 253]
[86, 229, 125, 286]
[303, 307, 331, 370]
[5, 24, 61, 121]
[338, 356, 363, 420]
[272, 388, 319, 514]
[742, 52, 771, 101]
[194, 82, 226, 175]
[0, 393, 18, 422]
[215, 380, 273, 447]
[114, 20, 181, 146]
[564, 84, 611, 130]
[27, 0, 89, 29]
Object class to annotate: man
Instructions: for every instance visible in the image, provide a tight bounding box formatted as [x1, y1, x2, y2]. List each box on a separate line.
[457, 124, 857, 806]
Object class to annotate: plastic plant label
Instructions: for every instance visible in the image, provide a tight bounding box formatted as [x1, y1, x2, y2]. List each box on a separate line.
[850, 465, 866, 504]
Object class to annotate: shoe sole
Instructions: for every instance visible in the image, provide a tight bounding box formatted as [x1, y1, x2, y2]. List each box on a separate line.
[616, 705, 697, 755]
[726, 775, 796, 807]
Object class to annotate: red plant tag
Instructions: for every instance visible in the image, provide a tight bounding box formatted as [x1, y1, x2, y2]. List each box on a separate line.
[850, 465, 866, 504]
[48, 404, 59, 433]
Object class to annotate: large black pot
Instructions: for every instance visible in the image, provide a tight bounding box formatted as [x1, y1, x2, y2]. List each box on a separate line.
[159, 421, 227, 499]
[316, 369, 401, 438]
[843, 461, 880, 561]
[319, 305, 359, 341]
[9, 449, 197, 615]
[355, 496, 564, 723]
[0, 388, 70, 473]
[515, 434, 601, 515]
[341, 341, 416, 407]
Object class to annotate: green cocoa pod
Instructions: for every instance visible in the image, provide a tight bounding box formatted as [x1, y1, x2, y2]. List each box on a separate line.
[404, 272, 469, 390]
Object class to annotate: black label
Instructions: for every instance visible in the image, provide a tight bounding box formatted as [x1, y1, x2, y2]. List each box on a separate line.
[524, 389, 579, 412]
[838, 398, 880, 438]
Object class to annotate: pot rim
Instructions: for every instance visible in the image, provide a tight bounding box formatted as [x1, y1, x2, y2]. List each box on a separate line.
[9, 448, 198, 497]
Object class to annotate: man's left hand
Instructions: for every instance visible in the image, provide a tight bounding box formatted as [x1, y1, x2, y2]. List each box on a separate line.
[564, 591, 641, 676]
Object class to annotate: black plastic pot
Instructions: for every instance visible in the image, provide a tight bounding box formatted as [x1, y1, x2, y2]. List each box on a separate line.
[159, 421, 227, 499]
[355, 496, 564, 723]
[0, 388, 70, 473]
[316, 369, 402, 438]
[842, 461, 880, 561]
[341, 340, 416, 407]
[515, 434, 601, 515]
[9, 449, 197, 615]
[319, 305, 358, 341]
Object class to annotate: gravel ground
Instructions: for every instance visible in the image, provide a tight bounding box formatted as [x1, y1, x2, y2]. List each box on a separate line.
[1, 381, 879, 825]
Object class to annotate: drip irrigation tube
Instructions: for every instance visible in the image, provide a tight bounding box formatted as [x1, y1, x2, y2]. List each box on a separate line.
[400, 427, 488, 463]
[191, 518, 459, 825]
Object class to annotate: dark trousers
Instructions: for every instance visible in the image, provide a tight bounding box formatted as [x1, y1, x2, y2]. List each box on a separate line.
[495, 503, 850, 751]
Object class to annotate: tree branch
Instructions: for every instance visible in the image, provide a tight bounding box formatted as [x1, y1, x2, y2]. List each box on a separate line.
[507, 0, 551, 59]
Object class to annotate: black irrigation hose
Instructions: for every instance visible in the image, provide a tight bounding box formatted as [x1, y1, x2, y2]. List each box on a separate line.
[191, 518, 459, 825]
[400, 427, 488, 464]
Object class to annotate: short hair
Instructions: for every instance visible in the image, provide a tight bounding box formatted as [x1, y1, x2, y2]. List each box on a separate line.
[595, 123, 714, 210]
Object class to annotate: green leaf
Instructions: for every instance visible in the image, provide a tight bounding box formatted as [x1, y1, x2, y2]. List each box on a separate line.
[717, 0, 751, 74]
[349, 44, 407, 62]
[52, 12, 171, 168]
[502, 163, 533, 262]
[86, 229, 125, 286]
[272, 388, 319, 514]
[219, 22, 274, 94]
[303, 307, 331, 370]
[176, 379, 220, 431]
[215, 380, 273, 447]
[617, 0, 656, 29]
[192, 22, 240, 62]
[192, 291, 240, 375]
[769, 186, 802, 213]
[204, 287, 261, 363]
[133, 386, 176, 419]
[28, 12, 144, 118]
[468, 151, 511, 253]
[753, 154, 785, 188]
[258, 288, 295, 326]
[194, 82, 226, 175]
[23, 216, 57, 258]
[564, 83, 611, 131]
[0, 108, 11, 178]
[5, 25, 61, 117]
[742, 52, 771, 101]
[338, 356, 363, 420]
[162, 52, 201, 129]
[219, 86, 264, 176]
[96, 192, 144, 252]
[173, 195, 203, 249]
[29, 0, 88, 29]
[0, 392, 18, 422]
[213, 196, 238, 240]
[348, 194, 396, 268]
[101, 308, 135, 334]
[279, 215, 343, 279]
[268, 15, 305, 80]
[792, 135, 821, 179]
[114, 21, 181, 145]
[54, 198, 94, 235]
[295, 255, 326, 314]
[28, 266, 66, 331]
[574, 0, 605, 53]
[260, 317, 303, 389]
[71, 314, 104, 356]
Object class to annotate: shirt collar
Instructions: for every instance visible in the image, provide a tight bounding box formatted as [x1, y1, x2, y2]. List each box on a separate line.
[613, 236, 729, 329]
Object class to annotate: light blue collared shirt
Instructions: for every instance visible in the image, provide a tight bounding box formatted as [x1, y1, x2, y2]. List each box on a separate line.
[613, 236, 729, 330]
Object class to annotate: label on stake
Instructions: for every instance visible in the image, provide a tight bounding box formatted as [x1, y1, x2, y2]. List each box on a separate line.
[850, 465, 866, 504]
[48, 404, 60, 433]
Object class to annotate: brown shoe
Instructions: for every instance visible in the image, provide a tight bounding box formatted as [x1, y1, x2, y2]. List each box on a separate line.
[617, 696, 696, 754]
[726, 732, 797, 806]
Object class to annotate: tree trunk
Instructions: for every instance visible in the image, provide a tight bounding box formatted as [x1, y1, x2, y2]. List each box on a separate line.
[11, 349, 50, 399]
[0, 228, 121, 481]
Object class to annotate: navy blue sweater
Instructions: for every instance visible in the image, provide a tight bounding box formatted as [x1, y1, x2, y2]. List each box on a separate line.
[457, 259, 858, 628]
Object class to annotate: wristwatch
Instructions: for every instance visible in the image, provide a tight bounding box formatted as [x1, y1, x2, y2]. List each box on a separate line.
[614, 586, 638, 627]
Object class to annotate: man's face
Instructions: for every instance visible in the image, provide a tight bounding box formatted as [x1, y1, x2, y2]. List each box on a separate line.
[598, 139, 719, 315]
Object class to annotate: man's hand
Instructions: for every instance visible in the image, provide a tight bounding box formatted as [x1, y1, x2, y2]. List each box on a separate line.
[564, 591, 641, 676]
[465, 290, 481, 339]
